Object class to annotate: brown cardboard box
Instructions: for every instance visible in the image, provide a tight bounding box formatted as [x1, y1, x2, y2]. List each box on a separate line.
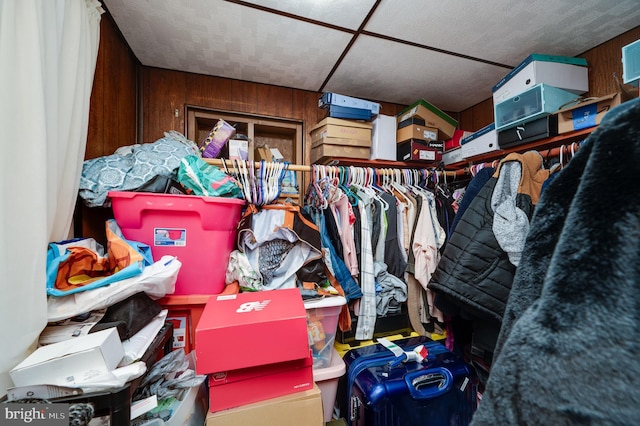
[311, 143, 370, 164]
[311, 136, 372, 149]
[310, 117, 372, 143]
[396, 124, 438, 144]
[205, 383, 324, 426]
[397, 99, 458, 140]
[555, 92, 636, 134]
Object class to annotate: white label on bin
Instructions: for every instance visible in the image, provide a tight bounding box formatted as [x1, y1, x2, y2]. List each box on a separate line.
[419, 150, 435, 160]
[154, 228, 186, 246]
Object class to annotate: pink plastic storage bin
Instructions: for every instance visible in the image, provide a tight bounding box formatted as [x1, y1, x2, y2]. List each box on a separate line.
[313, 348, 346, 423]
[108, 191, 244, 295]
[305, 295, 346, 369]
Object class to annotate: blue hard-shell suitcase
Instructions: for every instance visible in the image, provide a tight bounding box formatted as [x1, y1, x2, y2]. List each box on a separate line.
[339, 336, 477, 426]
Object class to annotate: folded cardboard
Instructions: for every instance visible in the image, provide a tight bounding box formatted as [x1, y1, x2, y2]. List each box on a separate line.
[310, 143, 370, 164]
[498, 115, 558, 149]
[370, 114, 396, 161]
[208, 354, 314, 412]
[195, 288, 309, 374]
[493, 54, 588, 104]
[555, 92, 637, 134]
[319, 92, 381, 114]
[205, 383, 324, 426]
[310, 117, 372, 142]
[396, 124, 438, 144]
[494, 83, 577, 131]
[10, 328, 124, 387]
[460, 123, 499, 159]
[396, 139, 443, 163]
[397, 99, 458, 140]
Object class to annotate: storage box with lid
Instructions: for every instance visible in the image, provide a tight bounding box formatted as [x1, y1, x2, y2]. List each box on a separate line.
[305, 295, 346, 369]
[396, 124, 438, 144]
[319, 92, 381, 115]
[310, 117, 373, 163]
[310, 138, 371, 164]
[310, 117, 372, 142]
[397, 99, 458, 140]
[460, 123, 499, 159]
[108, 192, 244, 295]
[492, 54, 588, 104]
[497, 115, 558, 149]
[396, 139, 443, 163]
[622, 39, 640, 86]
[494, 83, 578, 131]
[313, 348, 346, 423]
[195, 289, 314, 412]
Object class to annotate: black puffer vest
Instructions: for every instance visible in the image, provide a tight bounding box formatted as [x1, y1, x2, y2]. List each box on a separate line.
[428, 152, 549, 323]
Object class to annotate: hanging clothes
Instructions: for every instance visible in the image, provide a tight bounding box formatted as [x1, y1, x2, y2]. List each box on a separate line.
[427, 151, 550, 387]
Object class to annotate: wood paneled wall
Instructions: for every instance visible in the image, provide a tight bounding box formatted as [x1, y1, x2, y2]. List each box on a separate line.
[86, 13, 138, 160]
[80, 12, 139, 242]
[458, 26, 640, 131]
[139, 68, 407, 166]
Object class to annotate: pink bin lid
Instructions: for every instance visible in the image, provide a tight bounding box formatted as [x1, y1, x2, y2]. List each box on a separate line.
[313, 347, 346, 381]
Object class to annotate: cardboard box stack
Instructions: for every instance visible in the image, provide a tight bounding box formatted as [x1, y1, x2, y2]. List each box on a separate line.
[310, 117, 373, 164]
[196, 289, 324, 425]
[395, 99, 458, 163]
[310, 92, 382, 164]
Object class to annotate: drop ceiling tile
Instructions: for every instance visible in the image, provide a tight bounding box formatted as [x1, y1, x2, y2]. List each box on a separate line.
[324, 35, 510, 112]
[240, 0, 377, 30]
[104, 0, 353, 90]
[366, 0, 640, 66]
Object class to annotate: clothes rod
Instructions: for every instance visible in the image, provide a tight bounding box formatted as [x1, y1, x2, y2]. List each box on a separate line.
[203, 158, 465, 178]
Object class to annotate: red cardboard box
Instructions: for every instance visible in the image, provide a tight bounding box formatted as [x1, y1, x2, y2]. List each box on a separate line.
[208, 353, 314, 412]
[444, 129, 473, 151]
[195, 288, 309, 374]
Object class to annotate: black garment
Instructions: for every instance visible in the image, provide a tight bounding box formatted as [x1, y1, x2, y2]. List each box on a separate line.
[379, 192, 407, 279]
[428, 177, 517, 323]
[323, 207, 343, 260]
[370, 198, 382, 258]
[450, 167, 495, 235]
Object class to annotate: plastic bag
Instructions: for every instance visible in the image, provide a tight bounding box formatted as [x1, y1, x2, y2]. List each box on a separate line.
[46, 220, 153, 297]
[47, 255, 180, 322]
[177, 155, 243, 198]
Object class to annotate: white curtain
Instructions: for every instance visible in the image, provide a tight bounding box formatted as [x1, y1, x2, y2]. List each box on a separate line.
[0, 0, 103, 395]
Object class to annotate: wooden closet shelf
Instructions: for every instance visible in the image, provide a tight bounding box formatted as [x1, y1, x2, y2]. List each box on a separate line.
[445, 127, 594, 171]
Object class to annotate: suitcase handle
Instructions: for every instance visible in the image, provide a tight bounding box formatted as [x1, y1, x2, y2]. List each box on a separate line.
[404, 367, 453, 400]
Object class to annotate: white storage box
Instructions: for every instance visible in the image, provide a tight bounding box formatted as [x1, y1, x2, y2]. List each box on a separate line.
[493, 54, 588, 104]
[370, 114, 397, 160]
[443, 147, 464, 166]
[10, 328, 124, 387]
[494, 83, 578, 131]
[460, 123, 499, 159]
[313, 348, 346, 423]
